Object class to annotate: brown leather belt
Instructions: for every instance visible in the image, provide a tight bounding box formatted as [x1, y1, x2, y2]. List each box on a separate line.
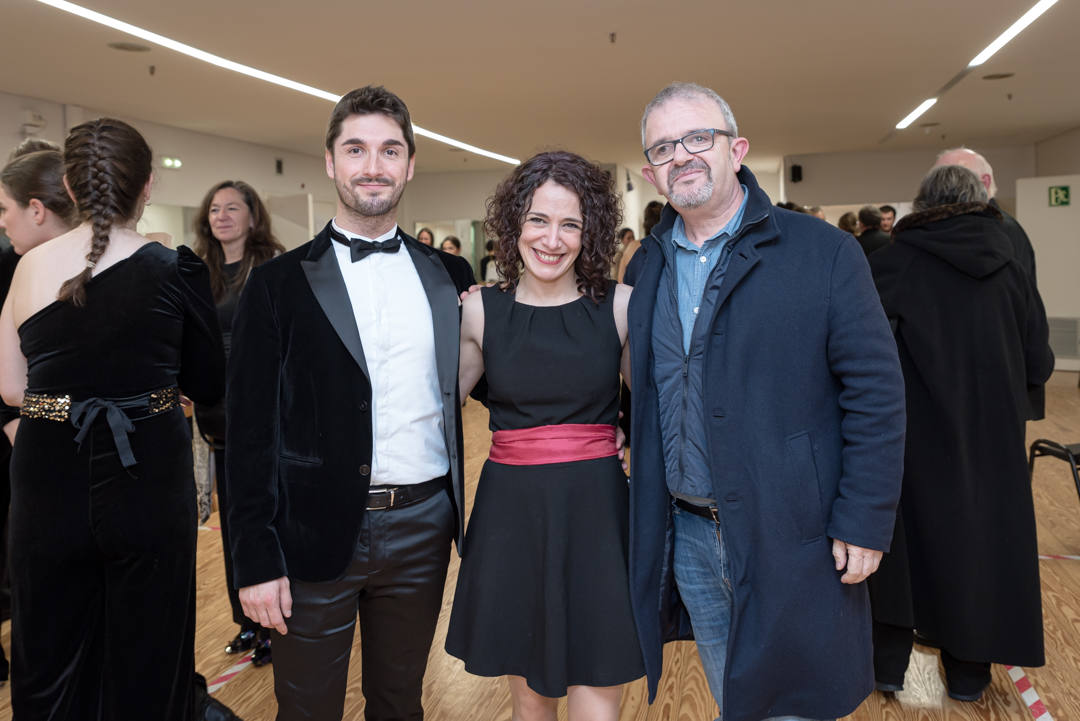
[366, 476, 447, 511]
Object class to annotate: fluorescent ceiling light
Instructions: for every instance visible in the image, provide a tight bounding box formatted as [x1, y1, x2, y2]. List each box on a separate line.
[968, 0, 1059, 67]
[895, 98, 938, 130]
[35, 0, 520, 165]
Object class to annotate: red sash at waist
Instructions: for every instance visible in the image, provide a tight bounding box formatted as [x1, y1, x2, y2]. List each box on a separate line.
[488, 423, 617, 466]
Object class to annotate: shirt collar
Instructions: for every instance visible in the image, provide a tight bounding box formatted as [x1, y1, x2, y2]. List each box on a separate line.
[670, 184, 749, 251]
[331, 218, 399, 244]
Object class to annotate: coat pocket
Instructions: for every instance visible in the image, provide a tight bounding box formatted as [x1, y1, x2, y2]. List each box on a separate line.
[784, 431, 825, 542]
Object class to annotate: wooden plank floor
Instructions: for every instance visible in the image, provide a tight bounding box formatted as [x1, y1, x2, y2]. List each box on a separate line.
[1, 374, 1079, 720]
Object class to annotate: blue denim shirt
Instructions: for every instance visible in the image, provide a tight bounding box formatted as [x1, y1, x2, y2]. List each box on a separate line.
[671, 186, 749, 352]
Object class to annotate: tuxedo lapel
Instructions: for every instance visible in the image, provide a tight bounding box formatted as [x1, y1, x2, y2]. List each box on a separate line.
[405, 239, 459, 397]
[301, 226, 369, 380]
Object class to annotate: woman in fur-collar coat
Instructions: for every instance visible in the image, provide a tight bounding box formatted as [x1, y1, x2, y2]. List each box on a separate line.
[867, 165, 1054, 700]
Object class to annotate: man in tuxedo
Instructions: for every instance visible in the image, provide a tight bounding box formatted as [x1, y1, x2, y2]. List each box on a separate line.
[226, 85, 475, 721]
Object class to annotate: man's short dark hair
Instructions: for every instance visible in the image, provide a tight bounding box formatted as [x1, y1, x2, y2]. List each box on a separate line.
[858, 205, 883, 229]
[325, 86, 416, 157]
[878, 204, 897, 216]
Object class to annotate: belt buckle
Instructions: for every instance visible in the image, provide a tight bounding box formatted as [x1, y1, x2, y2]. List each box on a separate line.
[368, 487, 396, 511]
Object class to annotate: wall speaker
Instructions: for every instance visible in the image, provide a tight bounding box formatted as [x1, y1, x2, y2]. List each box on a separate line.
[790, 164, 803, 183]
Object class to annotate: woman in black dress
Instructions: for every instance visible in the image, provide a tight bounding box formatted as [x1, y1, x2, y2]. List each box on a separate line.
[446, 151, 642, 721]
[193, 179, 284, 666]
[0, 118, 225, 720]
[0, 145, 77, 686]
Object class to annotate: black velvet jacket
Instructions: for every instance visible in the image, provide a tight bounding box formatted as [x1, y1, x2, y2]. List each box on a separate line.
[225, 224, 475, 588]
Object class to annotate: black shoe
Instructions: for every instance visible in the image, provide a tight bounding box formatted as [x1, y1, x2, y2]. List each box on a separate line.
[224, 629, 256, 655]
[876, 680, 904, 693]
[947, 688, 985, 702]
[193, 673, 244, 721]
[251, 635, 271, 667]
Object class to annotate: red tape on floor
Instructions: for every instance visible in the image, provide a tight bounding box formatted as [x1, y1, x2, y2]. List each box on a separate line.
[1038, 553, 1080, 561]
[1006, 665, 1053, 720]
[207, 652, 254, 694]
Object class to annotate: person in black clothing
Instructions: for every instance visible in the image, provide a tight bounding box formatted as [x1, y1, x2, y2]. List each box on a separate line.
[856, 204, 890, 256]
[225, 86, 477, 721]
[0, 145, 75, 686]
[934, 147, 1048, 418]
[868, 165, 1053, 701]
[0, 117, 229, 721]
[193, 180, 285, 667]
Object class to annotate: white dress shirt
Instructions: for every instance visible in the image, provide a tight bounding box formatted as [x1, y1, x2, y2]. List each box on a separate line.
[330, 220, 448, 486]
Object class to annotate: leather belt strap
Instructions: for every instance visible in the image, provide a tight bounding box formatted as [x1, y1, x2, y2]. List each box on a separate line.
[367, 476, 447, 511]
[674, 496, 720, 523]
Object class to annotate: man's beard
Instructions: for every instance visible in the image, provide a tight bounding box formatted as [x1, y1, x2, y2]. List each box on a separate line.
[666, 159, 714, 209]
[336, 175, 406, 218]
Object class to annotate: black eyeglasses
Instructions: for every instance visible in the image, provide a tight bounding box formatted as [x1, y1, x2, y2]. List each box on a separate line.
[644, 128, 734, 166]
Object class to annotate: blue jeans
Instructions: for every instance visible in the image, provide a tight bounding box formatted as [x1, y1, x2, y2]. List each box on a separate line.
[672, 504, 828, 721]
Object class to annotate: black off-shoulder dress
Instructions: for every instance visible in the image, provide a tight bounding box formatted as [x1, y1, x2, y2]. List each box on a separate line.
[9, 244, 224, 721]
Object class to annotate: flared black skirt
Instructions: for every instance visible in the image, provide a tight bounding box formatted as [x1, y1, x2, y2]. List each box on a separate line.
[445, 456, 645, 697]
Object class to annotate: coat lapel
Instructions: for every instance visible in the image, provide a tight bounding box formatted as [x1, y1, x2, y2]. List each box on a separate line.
[301, 225, 369, 380]
[405, 240, 459, 397]
[711, 243, 762, 314]
[628, 239, 664, 385]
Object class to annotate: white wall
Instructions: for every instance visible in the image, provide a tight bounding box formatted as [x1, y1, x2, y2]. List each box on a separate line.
[136, 204, 186, 248]
[748, 166, 781, 204]
[1035, 127, 1080, 177]
[0, 91, 66, 155]
[617, 165, 666, 239]
[782, 145, 1037, 214]
[1017, 173, 1080, 316]
[1017, 173, 1080, 370]
[0, 90, 335, 211]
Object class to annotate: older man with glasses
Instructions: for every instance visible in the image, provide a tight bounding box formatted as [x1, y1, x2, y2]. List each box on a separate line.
[623, 82, 906, 721]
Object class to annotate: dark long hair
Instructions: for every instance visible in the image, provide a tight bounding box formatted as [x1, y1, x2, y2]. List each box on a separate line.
[0, 150, 76, 225]
[485, 151, 621, 302]
[59, 118, 152, 306]
[193, 180, 284, 301]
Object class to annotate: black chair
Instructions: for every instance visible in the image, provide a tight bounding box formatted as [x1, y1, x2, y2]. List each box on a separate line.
[1029, 439, 1080, 503]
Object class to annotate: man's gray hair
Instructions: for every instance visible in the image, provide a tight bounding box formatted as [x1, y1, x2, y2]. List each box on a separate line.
[913, 165, 989, 212]
[641, 82, 738, 148]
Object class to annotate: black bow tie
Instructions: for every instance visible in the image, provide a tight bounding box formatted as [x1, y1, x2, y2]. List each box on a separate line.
[329, 226, 402, 262]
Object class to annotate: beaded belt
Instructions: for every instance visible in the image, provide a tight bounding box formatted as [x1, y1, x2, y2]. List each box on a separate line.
[22, 387, 181, 468]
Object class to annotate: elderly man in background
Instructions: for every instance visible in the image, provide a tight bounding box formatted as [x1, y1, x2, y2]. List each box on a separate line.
[934, 147, 1047, 417]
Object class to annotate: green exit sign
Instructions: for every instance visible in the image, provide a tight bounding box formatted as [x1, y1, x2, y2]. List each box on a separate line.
[1049, 185, 1070, 206]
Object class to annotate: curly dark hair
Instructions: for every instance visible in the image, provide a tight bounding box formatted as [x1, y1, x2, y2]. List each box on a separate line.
[194, 180, 285, 301]
[485, 151, 621, 302]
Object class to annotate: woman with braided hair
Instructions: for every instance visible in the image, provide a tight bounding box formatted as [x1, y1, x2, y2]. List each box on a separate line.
[0, 118, 225, 720]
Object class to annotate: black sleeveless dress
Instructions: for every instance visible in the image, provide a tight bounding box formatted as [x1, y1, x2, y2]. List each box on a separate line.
[445, 283, 644, 697]
[9, 244, 224, 720]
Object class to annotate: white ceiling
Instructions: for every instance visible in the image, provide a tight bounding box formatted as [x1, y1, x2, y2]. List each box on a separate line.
[2, 0, 1077, 174]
